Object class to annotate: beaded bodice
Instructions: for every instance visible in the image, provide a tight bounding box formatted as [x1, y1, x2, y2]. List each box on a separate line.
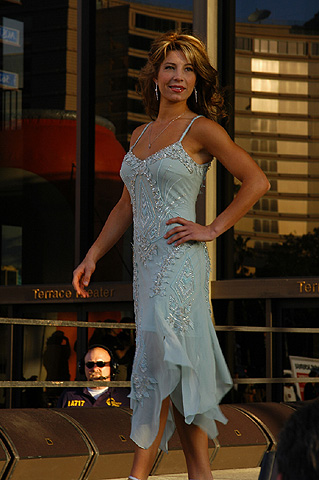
[120, 116, 210, 256]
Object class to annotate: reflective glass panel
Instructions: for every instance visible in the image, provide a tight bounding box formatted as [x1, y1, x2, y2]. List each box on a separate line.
[235, 0, 319, 278]
[0, 5, 76, 285]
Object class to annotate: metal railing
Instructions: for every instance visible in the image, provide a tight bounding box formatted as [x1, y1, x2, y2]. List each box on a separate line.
[0, 317, 135, 390]
[1, 315, 319, 397]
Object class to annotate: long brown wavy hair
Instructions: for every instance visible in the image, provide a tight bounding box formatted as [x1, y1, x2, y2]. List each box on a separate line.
[137, 31, 227, 120]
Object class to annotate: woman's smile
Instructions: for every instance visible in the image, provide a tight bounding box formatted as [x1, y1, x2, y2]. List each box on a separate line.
[169, 85, 186, 93]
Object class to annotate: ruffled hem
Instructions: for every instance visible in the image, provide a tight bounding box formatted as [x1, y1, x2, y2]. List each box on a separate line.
[129, 328, 233, 452]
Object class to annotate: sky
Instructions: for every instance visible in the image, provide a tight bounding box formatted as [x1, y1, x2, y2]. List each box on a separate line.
[129, 0, 319, 25]
[236, 0, 319, 24]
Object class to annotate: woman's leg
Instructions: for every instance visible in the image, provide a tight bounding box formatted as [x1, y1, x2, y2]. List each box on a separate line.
[129, 396, 170, 480]
[172, 404, 214, 480]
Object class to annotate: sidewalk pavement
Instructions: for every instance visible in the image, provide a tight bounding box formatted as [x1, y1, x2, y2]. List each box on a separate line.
[212, 468, 260, 479]
[109, 469, 261, 480]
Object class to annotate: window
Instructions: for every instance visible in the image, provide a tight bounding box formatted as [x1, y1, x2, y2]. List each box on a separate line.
[135, 13, 175, 32]
[251, 118, 276, 134]
[251, 98, 308, 115]
[254, 39, 307, 56]
[129, 34, 152, 52]
[269, 161, 277, 172]
[271, 221, 278, 234]
[1, 90, 22, 131]
[279, 41, 307, 56]
[254, 219, 261, 232]
[278, 200, 308, 215]
[261, 199, 269, 211]
[236, 36, 252, 51]
[254, 199, 278, 213]
[251, 58, 308, 76]
[277, 141, 308, 156]
[277, 179, 308, 195]
[251, 139, 277, 153]
[129, 55, 147, 70]
[253, 220, 277, 234]
[257, 159, 278, 174]
[251, 119, 308, 136]
[252, 58, 279, 74]
[311, 42, 319, 56]
[262, 220, 270, 233]
[277, 161, 308, 176]
[251, 78, 308, 95]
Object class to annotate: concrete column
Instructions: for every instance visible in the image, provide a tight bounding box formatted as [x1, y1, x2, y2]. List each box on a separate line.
[193, 0, 218, 281]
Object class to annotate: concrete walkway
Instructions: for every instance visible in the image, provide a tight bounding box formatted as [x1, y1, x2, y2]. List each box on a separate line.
[213, 468, 260, 479]
[109, 469, 261, 480]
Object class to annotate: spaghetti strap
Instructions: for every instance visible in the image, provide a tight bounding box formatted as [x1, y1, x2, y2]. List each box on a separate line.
[130, 123, 152, 150]
[179, 115, 203, 142]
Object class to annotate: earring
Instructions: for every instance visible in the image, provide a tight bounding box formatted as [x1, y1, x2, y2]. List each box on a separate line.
[194, 87, 198, 103]
[155, 83, 159, 101]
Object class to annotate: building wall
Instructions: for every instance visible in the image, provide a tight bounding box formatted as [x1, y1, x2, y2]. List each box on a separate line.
[235, 23, 319, 249]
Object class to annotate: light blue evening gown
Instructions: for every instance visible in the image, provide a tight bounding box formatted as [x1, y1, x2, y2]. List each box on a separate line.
[120, 116, 233, 452]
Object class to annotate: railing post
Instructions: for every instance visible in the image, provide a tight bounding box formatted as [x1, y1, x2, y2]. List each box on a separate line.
[265, 299, 273, 401]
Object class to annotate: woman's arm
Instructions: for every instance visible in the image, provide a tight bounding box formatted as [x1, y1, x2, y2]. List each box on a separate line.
[165, 118, 270, 245]
[73, 185, 133, 297]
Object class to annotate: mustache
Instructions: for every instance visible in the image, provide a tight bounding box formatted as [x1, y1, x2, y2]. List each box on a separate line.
[88, 373, 110, 380]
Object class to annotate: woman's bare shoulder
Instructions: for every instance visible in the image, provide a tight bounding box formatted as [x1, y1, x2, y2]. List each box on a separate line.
[189, 116, 226, 145]
[193, 115, 221, 130]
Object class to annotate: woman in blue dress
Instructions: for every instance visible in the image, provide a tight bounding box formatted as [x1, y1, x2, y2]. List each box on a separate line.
[73, 32, 270, 480]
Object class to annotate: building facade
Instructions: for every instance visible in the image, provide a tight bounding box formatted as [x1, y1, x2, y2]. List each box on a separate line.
[235, 22, 319, 249]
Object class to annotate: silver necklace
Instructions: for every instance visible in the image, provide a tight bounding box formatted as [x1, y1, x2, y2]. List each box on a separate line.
[148, 112, 186, 149]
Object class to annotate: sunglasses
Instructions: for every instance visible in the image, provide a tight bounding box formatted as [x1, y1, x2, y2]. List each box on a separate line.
[85, 361, 110, 369]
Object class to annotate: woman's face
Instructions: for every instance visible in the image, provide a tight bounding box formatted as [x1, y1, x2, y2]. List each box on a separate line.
[155, 49, 196, 104]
